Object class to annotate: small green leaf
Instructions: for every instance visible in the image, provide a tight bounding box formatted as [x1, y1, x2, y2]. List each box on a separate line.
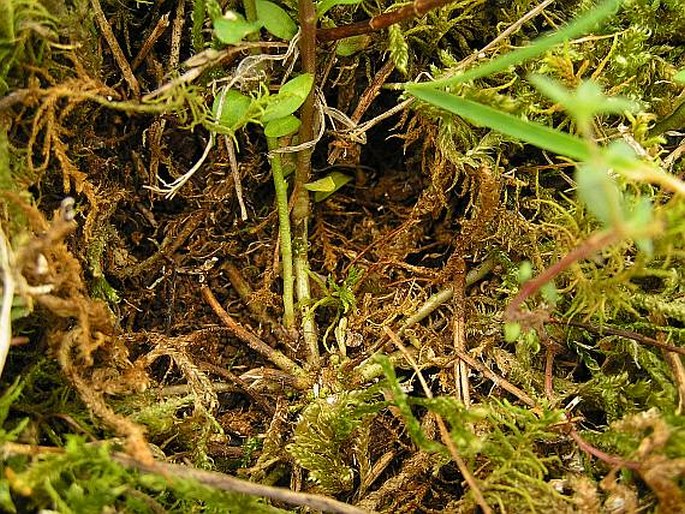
[604, 140, 641, 172]
[213, 12, 262, 44]
[212, 88, 253, 130]
[335, 35, 371, 57]
[255, 0, 297, 40]
[674, 69, 685, 83]
[517, 261, 533, 283]
[504, 322, 521, 343]
[316, 0, 363, 18]
[305, 171, 353, 201]
[264, 115, 301, 138]
[626, 196, 655, 255]
[280, 73, 315, 97]
[575, 163, 623, 227]
[541, 281, 558, 305]
[262, 74, 314, 122]
[0, 480, 16, 514]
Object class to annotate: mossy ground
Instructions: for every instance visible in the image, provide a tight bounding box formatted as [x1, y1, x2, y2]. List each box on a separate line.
[0, 0, 684, 512]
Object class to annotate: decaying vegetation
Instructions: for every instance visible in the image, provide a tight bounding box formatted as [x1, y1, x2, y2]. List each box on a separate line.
[1, 0, 684, 511]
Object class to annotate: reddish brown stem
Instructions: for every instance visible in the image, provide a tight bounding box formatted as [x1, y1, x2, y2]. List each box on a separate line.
[549, 318, 685, 357]
[568, 428, 641, 471]
[505, 229, 620, 324]
[317, 0, 455, 42]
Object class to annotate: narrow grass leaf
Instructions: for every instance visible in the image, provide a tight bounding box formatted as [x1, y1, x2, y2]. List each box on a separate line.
[407, 87, 590, 160]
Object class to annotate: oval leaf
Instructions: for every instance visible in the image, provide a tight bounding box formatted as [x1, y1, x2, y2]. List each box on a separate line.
[213, 13, 262, 44]
[264, 115, 301, 138]
[256, 0, 297, 40]
[262, 74, 314, 122]
[212, 88, 253, 130]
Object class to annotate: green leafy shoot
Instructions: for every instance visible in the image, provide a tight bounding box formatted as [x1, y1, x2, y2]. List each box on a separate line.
[262, 73, 314, 122]
[406, 0, 620, 90]
[213, 11, 262, 45]
[255, 0, 297, 40]
[316, 0, 363, 19]
[304, 171, 352, 202]
[388, 24, 409, 75]
[0, 378, 28, 444]
[376, 355, 447, 455]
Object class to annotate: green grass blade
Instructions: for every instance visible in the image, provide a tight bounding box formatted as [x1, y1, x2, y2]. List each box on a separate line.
[407, 87, 590, 160]
[414, 0, 620, 89]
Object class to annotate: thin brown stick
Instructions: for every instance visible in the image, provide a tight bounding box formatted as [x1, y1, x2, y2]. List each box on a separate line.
[384, 326, 492, 514]
[168, 0, 186, 71]
[317, 0, 455, 42]
[116, 210, 205, 279]
[119, 455, 373, 514]
[551, 318, 685, 358]
[90, 0, 140, 96]
[328, 60, 396, 164]
[451, 256, 471, 407]
[198, 360, 276, 416]
[200, 284, 306, 381]
[544, 344, 555, 401]
[131, 13, 170, 71]
[452, 348, 538, 408]
[458, 0, 556, 69]
[294, 0, 320, 365]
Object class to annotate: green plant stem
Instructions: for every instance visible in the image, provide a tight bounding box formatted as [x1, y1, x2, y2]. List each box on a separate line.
[267, 136, 295, 330]
[294, 0, 319, 366]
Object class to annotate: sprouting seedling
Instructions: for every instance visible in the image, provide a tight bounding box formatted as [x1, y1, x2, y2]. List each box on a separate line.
[213, 72, 315, 329]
